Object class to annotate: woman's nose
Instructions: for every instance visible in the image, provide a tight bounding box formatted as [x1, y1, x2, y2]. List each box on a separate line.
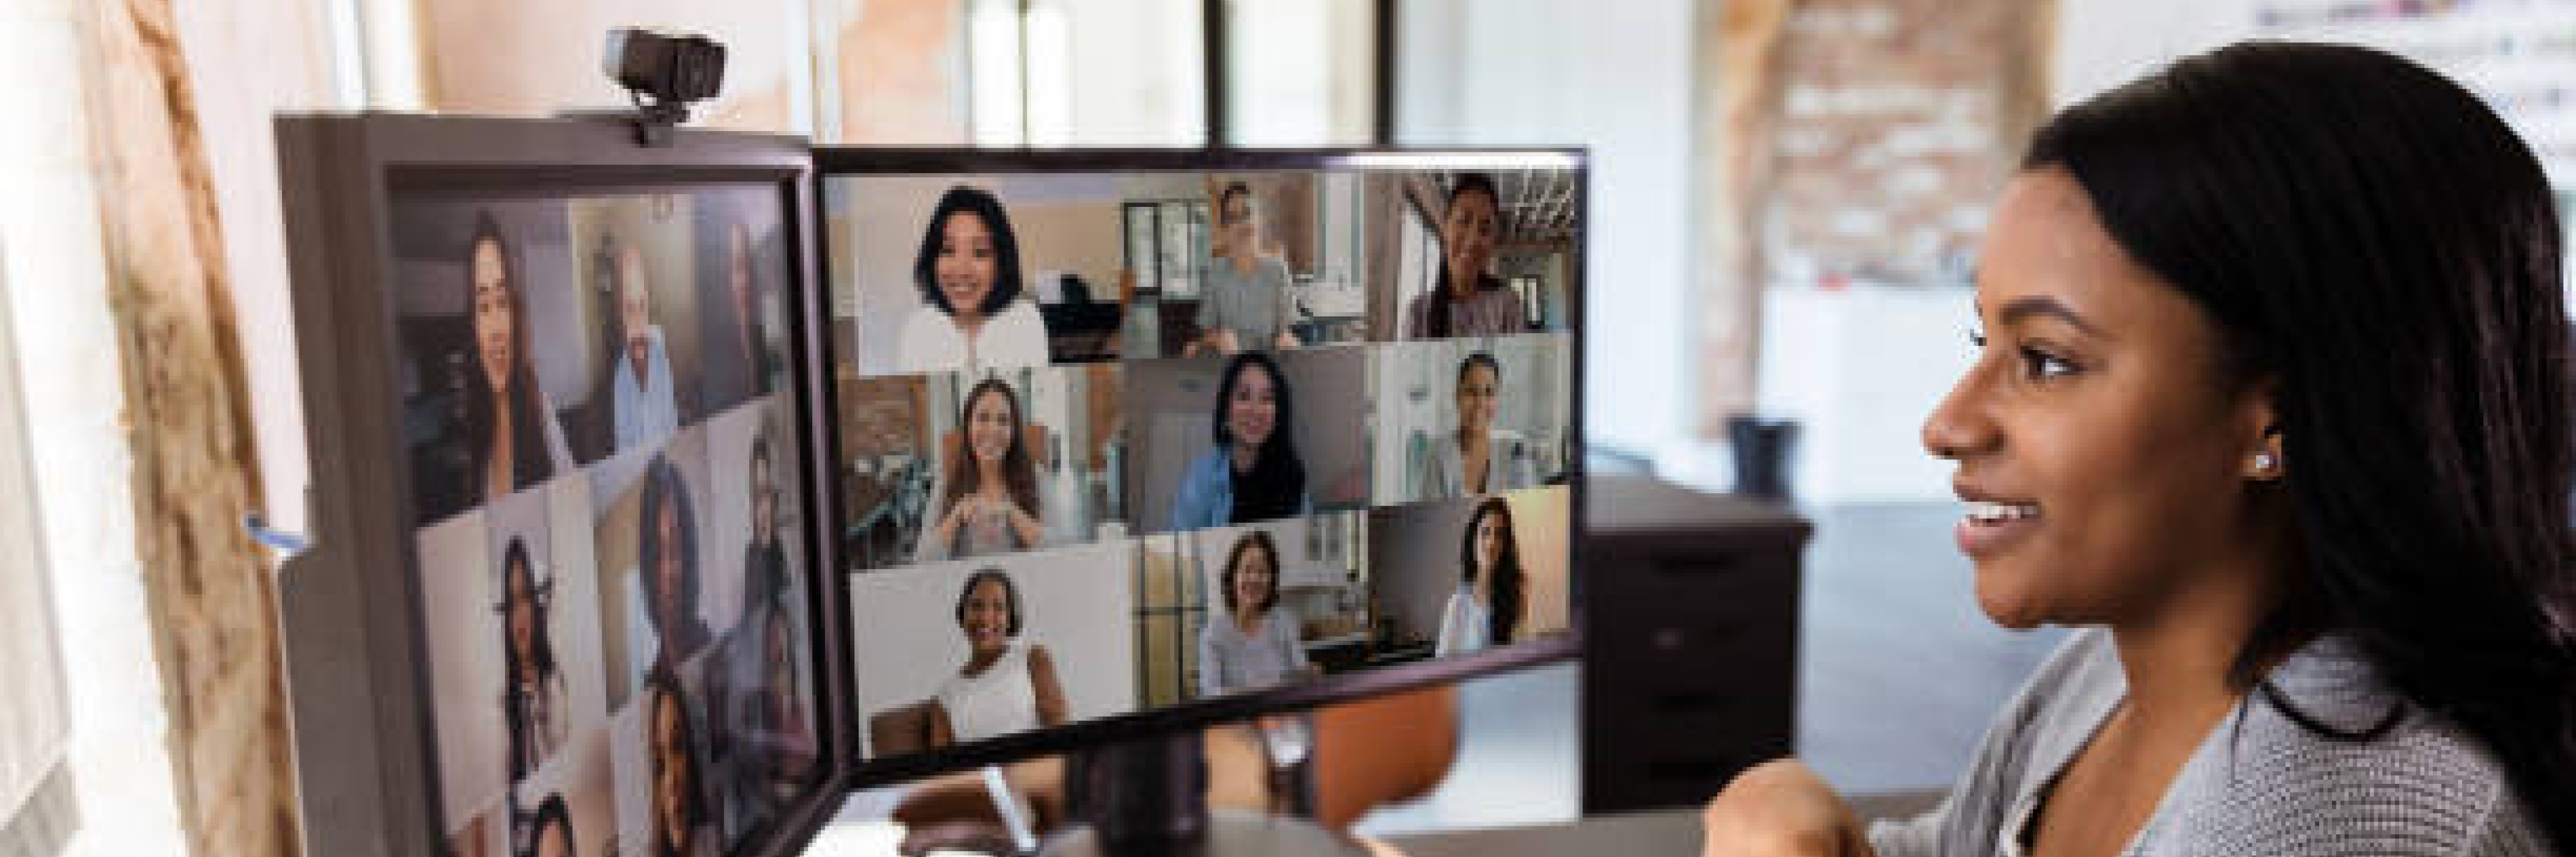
[1921, 368, 1999, 462]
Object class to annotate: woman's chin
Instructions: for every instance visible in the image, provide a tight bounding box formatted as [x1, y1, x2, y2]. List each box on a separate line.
[1973, 571, 2051, 630]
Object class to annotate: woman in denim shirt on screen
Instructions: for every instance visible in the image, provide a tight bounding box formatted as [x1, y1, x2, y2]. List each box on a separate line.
[1169, 351, 1309, 531]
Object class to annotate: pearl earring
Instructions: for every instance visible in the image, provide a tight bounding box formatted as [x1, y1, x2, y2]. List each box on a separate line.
[2253, 452, 2278, 473]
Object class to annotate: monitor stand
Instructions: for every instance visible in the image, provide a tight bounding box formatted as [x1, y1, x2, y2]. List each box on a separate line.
[1035, 731, 1370, 857]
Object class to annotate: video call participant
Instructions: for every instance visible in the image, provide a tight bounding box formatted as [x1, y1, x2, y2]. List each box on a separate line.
[1196, 530, 1315, 697]
[711, 589, 814, 843]
[638, 456, 711, 668]
[1704, 43, 2576, 855]
[462, 213, 572, 509]
[1435, 498, 1524, 657]
[748, 601, 816, 792]
[646, 664, 718, 857]
[1417, 352, 1539, 498]
[930, 569, 1068, 747]
[897, 186, 1050, 375]
[499, 536, 567, 783]
[612, 242, 683, 449]
[1189, 180, 1302, 356]
[700, 220, 777, 413]
[1169, 352, 1309, 531]
[919, 379, 1045, 561]
[741, 430, 791, 600]
[1403, 173, 1527, 340]
[522, 793, 575, 857]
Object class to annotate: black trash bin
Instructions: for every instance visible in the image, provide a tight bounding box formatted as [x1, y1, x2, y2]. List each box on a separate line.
[1727, 415, 1800, 499]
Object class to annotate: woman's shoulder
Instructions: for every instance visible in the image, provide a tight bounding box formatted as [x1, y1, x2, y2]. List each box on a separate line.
[2163, 707, 2532, 853]
[2166, 638, 2536, 853]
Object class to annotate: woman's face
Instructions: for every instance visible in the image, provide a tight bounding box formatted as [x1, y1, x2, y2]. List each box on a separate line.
[532, 820, 575, 857]
[751, 450, 778, 543]
[470, 239, 515, 391]
[1472, 510, 1506, 577]
[620, 248, 654, 352]
[960, 578, 1013, 654]
[1231, 546, 1274, 616]
[653, 500, 686, 638]
[1220, 192, 1255, 253]
[505, 557, 537, 672]
[1225, 365, 1279, 452]
[1922, 170, 2278, 630]
[1442, 189, 1499, 286]
[1456, 363, 1500, 435]
[935, 212, 999, 318]
[966, 388, 1016, 470]
[650, 691, 691, 853]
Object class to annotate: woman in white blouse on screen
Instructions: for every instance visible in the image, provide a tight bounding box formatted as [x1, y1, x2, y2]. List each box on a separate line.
[895, 186, 1050, 376]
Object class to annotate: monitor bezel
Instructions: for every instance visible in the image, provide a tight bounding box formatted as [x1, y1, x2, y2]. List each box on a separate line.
[811, 145, 1589, 789]
[275, 112, 852, 857]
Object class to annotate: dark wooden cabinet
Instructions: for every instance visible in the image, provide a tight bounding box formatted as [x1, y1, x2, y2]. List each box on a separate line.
[1581, 474, 1810, 815]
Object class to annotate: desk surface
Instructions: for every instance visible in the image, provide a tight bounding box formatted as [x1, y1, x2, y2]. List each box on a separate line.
[1385, 809, 1699, 857]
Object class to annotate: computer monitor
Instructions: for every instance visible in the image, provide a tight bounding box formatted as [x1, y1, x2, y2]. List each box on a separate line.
[270, 114, 1583, 857]
[818, 150, 1587, 787]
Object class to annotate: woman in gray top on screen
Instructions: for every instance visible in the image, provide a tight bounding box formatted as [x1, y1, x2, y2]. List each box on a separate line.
[1403, 173, 1526, 340]
[460, 213, 572, 512]
[1196, 530, 1315, 697]
[1189, 180, 1302, 356]
[1702, 43, 2574, 856]
[1415, 352, 1538, 499]
[917, 377, 1045, 561]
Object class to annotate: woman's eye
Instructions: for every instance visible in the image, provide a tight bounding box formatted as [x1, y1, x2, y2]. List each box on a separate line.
[2019, 347, 2079, 381]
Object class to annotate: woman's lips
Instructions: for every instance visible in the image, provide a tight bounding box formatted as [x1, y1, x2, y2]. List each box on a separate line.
[1956, 499, 2042, 559]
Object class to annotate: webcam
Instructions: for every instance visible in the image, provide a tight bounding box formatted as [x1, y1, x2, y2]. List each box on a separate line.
[603, 27, 726, 145]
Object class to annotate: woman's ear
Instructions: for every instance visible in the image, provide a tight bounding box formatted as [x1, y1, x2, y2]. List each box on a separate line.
[2241, 379, 2285, 482]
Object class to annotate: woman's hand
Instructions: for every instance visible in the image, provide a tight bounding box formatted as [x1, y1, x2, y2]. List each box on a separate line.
[1701, 760, 1872, 857]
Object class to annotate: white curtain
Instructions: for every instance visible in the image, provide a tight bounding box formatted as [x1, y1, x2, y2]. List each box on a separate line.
[0, 238, 73, 853]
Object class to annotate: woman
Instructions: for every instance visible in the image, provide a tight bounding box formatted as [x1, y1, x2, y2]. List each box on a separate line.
[1190, 180, 1302, 355]
[896, 186, 1050, 375]
[462, 213, 570, 510]
[703, 220, 776, 412]
[930, 568, 1069, 746]
[522, 793, 575, 857]
[751, 601, 816, 790]
[1435, 498, 1523, 657]
[1415, 352, 1538, 498]
[1402, 174, 1526, 339]
[611, 242, 682, 449]
[1703, 44, 2574, 855]
[741, 430, 790, 601]
[647, 665, 716, 857]
[638, 456, 711, 667]
[1169, 352, 1310, 531]
[918, 378, 1045, 561]
[499, 536, 567, 783]
[1196, 530, 1316, 696]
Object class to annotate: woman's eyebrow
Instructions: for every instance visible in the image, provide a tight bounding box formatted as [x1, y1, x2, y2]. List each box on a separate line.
[1988, 295, 2101, 335]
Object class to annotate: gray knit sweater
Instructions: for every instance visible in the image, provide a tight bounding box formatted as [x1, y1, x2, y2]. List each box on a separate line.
[1868, 628, 2557, 856]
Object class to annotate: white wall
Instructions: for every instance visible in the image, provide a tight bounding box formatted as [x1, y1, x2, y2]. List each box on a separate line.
[1397, 0, 1699, 463]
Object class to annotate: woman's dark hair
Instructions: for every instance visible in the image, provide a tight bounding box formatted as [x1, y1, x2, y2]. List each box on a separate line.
[461, 211, 555, 497]
[1219, 529, 1283, 619]
[499, 536, 557, 781]
[912, 185, 1025, 319]
[1460, 498, 1526, 646]
[638, 455, 707, 659]
[645, 664, 707, 857]
[1218, 181, 1254, 226]
[1211, 352, 1307, 523]
[938, 378, 1043, 533]
[1423, 173, 1506, 339]
[744, 427, 788, 600]
[522, 792, 575, 857]
[955, 568, 1024, 638]
[2025, 41, 2575, 834]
